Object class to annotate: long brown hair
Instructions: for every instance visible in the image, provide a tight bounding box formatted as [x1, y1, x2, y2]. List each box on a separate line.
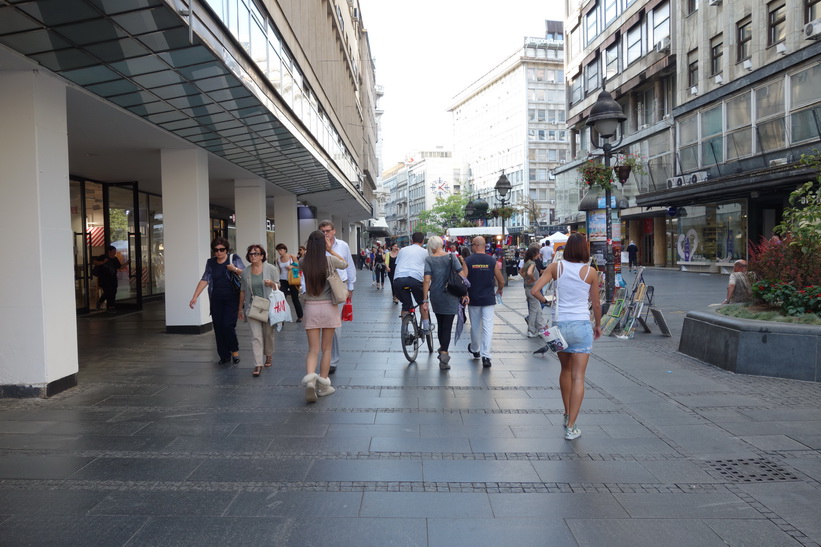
[303, 230, 329, 297]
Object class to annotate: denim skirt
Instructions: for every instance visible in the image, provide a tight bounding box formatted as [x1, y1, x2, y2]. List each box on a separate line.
[555, 320, 593, 354]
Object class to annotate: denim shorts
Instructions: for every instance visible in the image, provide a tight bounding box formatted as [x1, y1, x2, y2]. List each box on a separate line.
[555, 320, 593, 354]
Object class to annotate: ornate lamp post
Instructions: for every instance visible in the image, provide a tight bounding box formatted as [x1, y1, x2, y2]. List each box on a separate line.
[586, 85, 626, 311]
[494, 172, 512, 286]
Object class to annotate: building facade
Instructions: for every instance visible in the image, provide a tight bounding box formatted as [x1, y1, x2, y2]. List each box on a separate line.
[450, 21, 570, 241]
[559, 0, 821, 271]
[0, 0, 379, 396]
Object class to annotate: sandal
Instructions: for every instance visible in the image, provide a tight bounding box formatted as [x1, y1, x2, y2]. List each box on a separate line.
[252, 366, 262, 377]
[264, 357, 272, 367]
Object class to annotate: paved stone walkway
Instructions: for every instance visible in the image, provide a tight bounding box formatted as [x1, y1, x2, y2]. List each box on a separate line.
[0, 268, 819, 546]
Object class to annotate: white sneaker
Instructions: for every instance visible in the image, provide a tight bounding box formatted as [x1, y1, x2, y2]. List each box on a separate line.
[316, 376, 335, 397]
[302, 373, 318, 403]
[276, 322, 283, 332]
[527, 331, 540, 338]
[564, 426, 581, 440]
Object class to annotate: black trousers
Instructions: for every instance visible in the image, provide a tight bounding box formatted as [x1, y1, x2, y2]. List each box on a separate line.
[280, 281, 303, 319]
[99, 280, 117, 309]
[435, 313, 456, 352]
[374, 264, 386, 285]
[211, 291, 240, 360]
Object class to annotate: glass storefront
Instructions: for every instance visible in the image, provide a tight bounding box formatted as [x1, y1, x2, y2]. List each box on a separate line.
[675, 200, 747, 268]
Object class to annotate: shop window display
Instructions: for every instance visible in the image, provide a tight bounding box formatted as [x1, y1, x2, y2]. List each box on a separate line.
[676, 201, 747, 266]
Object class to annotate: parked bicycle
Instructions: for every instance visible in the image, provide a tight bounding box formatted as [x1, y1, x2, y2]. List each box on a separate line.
[399, 285, 434, 362]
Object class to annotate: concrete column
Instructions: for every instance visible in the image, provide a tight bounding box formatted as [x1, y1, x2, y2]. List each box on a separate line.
[273, 193, 298, 251]
[234, 177, 266, 255]
[161, 148, 212, 333]
[298, 205, 317, 243]
[0, 70, 77, 397]
[654, 217, 668, 267]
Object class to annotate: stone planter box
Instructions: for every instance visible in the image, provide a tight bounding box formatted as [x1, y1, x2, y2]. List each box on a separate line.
[680, 310, 821, 382]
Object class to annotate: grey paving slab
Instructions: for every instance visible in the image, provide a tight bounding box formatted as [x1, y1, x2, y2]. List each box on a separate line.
[739, 434, 813, 451]
[124, 516, 289, 546]
[0, 454, 95, 480]
[69, 456, 205, 482]
[284, 517, 428, 547]
[569, 437, 681, 456]
[428, 517, 578, 547]
[489, 492, 629, 518]
[0, 489, 109, 515]
[703, 519, 803, 547]
[90, 490, 236, 516]
[423, 459, 541, 483]
[188, 458, 311, 482]
[370, 436, 472, 453]
[531, 460, 661, 483]
[613, 492, 762, 518]
[739, 482, 821, 542]
[655, 424, 760, 456]
[469, 437, 576, 453]
[225, 491, 363, 517]
[419, 424, 513, 438]
[361, 492, 493, 518]
[0, 515, 147, 547]
[263, 436, 372, 454]
[639, 460, 718, 483]
[566, 518, 728, 547]
[306, 459, 424, 482]
[164, 435, 273, 453]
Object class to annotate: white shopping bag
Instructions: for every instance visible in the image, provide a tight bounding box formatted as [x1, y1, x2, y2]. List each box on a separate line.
[268, 290, 292, 325]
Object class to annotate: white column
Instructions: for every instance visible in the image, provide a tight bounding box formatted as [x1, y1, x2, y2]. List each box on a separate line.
[0, 71, 77, 396]
[234, 177, 266, 255]
[273, 193, 298, 252]
[161, 148, 211, 333]
[298, 205, 317, 244]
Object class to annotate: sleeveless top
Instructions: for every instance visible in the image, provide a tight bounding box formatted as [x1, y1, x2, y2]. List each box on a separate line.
[277, 255, 291, 280]
[556, 261, 592, 322]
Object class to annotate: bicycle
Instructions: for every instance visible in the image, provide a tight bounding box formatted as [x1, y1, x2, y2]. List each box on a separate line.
[399, 286, 434, 362]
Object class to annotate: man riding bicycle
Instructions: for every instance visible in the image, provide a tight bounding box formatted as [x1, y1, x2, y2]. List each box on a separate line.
[391, 232, 432, 333]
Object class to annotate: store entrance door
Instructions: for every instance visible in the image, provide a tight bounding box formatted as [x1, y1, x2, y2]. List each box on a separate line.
[71, 179, 142, 314]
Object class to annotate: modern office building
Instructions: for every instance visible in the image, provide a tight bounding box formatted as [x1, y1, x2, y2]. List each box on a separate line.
[450, 21, 569, 241]
[0, 0, 379, 396]
[558, 0, 821, 271]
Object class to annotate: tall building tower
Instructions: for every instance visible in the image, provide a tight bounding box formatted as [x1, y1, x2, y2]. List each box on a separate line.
[450, 21, 569, 242]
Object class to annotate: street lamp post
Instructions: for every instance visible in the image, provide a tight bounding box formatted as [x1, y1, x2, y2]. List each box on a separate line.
[494, 172, 512, 287]
[586, 85, 626, 311]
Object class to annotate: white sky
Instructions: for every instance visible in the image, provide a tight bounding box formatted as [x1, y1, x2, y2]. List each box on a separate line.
[357, 0, 566, 171]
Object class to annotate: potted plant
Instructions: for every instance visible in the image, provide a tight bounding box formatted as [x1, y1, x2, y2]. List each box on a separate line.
[614, 152, 648, 183]
[578, 159, 614, 191]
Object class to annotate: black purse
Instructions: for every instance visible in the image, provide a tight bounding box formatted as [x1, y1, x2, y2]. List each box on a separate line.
[228, 254, 242, 293]
[445, 255, 468, 297]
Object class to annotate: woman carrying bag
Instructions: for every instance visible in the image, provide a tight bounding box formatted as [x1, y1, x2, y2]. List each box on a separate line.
[237, 244, 279, 377]
[299, 230, 348, 402]
[530, 233, 602, 441]
[274, 243, 304, 322]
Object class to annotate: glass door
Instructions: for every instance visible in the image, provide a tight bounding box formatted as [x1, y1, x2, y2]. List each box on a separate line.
[106, 183, 141, 307]
[70, 181, 89, 312]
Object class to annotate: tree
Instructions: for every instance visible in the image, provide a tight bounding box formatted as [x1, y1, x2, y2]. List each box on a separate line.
[775, 152, 821, 253]
[413, 194, 470, 236]
[516, 197, 544, 229]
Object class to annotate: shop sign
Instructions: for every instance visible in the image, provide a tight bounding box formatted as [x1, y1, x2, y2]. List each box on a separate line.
[643, 218, 654, 234]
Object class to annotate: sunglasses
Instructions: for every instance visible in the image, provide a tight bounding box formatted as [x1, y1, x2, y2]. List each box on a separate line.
[213, 247, 227, 252]
[248, 252, 261, 256]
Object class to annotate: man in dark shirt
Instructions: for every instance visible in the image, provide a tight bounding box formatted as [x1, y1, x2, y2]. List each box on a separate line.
[465, 236, 505, 367]
[93, 245, 121, 312]
[626, 240, 639, 273]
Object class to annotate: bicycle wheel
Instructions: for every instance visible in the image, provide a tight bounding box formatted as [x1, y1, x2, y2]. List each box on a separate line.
[401, 313, 419, 362]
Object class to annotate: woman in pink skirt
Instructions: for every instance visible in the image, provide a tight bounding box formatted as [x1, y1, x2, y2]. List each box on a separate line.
[299, 230, 348, 402]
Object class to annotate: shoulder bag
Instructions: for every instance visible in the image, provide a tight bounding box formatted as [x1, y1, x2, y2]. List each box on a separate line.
[247, 269, 271, 323]
[542, 262, 568, 352]
[445, 254, 469, 297]
[327, 257, 348, 305]
[228, 254, 242, 293]
[287, 258, 302, 287]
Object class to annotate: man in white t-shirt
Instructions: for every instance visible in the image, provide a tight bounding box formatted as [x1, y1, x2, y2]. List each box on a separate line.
[391, 232, 431, 332]
[540, 242, 554, 267]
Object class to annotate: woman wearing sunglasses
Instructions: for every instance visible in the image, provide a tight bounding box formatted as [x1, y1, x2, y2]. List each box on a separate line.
[189, 237, 245, 364]
[238, 244, 279, 377]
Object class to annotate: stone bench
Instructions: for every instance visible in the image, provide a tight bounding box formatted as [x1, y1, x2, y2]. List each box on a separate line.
[679, 310, 821, 382]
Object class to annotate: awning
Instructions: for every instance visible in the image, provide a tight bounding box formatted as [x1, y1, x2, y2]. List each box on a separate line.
[446, 227, 509, 238]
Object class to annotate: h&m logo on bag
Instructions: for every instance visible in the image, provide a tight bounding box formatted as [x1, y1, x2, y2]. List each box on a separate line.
[272, 300, 287, 313]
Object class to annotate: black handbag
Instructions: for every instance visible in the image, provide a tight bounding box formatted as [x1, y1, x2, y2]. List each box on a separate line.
[445, 255, 468, 297]
[228, 254, 242, 293]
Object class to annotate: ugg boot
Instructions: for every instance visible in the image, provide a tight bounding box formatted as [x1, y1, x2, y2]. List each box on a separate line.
[316, 376, 336, 397]
[302, 373, 318, 403]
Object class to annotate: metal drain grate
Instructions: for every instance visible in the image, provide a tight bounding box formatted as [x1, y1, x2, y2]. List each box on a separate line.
[705, 458, 799, 482]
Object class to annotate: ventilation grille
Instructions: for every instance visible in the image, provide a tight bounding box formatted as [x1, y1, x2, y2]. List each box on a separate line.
[705, 458, 799, 482]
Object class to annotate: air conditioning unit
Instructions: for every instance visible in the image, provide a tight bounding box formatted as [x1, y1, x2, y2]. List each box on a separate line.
[690, 86, 699, 95]
[708, 0, 721, 5]
[654, 36, 671, 54]
[714, 74, 723, 84]
[805, 19, 821, 40]
[666, 171, 709, 189]
[769, 157, 788, 166]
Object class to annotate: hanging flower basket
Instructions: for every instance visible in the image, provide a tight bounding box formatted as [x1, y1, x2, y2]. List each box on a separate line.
[615, 153, 648, 177]
[578, 159, 614, 191]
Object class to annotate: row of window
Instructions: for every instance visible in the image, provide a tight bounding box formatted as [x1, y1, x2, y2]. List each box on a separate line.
[529, 148, 570, 162]
[528, 109, 567, 124]
[204, 0, 359, 183]
[528, 130, 569, 142]
[677, 64, 821, 170]
[526, 68, 565, 83]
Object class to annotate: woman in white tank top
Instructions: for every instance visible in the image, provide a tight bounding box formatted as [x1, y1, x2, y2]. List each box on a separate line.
[530, 233, 602, 441]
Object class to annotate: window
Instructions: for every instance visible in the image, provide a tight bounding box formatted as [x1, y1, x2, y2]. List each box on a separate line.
[737, 20, 752, 62]
[570, 77, 583, 104]
[604, 0, 618, 24]
[688, 49, 699, 88]
[809, 0, 821, 22]
[605, 43, 619, 79]
[585, 60, 599, 93]
[652, 2, 670, 45]
[688, 0, 698, 14]
[710, 35, 723, 76]
[626, 24, 642, 65]
[586, 7, 598, 44]
[678, 114, 699, 171]
[701, 105, 723, 166]
[756, 81, 785, 151]
[727, 93, 752, 160]
[768, 3, 787, 46]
